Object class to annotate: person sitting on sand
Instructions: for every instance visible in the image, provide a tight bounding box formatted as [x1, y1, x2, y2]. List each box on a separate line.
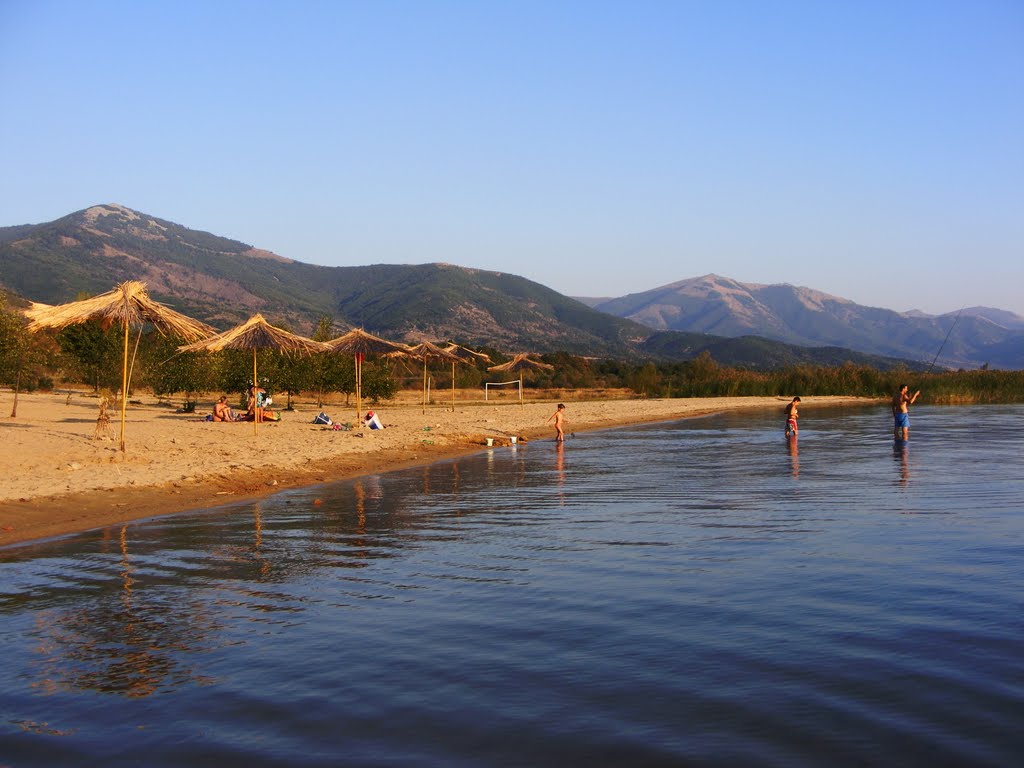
[246, 385, 278, 422]
[363, 410, 384, 429]
[212, 396, 240, 422]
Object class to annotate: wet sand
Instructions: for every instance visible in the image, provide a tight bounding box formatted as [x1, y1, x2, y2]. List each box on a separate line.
[0, 390, 874, 547]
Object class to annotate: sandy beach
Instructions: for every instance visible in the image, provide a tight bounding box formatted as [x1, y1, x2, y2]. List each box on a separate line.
[0, 390, 875, 547]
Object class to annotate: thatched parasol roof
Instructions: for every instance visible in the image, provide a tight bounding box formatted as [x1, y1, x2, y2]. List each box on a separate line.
[25, 281, 212, 341]
[25, 281, 214, 453]
[178, 313, 328, 355]
[487, 353, 555, 374]
[406, 340, 462, 363]
[325, 328, 410, 357]
[443, 344, 492, 364]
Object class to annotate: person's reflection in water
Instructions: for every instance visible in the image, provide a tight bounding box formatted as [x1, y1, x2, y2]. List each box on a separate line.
[353, 480, 367, 532]
[893, 440, 910, 486]
[555, 441, 566, 507]
[253, 504, 270, 579]
[787, 434, 800, 478]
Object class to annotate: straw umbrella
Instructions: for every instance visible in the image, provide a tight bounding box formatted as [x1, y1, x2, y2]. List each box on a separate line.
[25, 281, 213, 452]
[325, 328, 409, 423]
[487, 353, 555, 406]
[443, 344, 491, 411]
[179, 313, 328, 436]
[404, 341, 462, 414]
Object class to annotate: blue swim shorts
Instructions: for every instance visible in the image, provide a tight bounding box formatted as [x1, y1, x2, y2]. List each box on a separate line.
[894, 412, 909, 429]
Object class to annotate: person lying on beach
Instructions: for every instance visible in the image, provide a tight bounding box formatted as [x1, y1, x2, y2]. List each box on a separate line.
[213, 396, 244, 422]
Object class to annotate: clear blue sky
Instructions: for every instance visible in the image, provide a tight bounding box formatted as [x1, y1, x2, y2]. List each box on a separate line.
[2, 1, 1021, 314]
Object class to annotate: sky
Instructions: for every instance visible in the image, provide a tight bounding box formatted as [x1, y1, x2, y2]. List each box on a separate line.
[1, 1, 1022, 315]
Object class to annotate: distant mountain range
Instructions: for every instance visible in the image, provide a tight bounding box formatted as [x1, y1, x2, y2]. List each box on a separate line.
[581, 275, 1024, 369]
[2, 204, 1018, 369]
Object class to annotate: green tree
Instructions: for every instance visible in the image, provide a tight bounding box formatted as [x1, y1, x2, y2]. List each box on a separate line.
[307, 316, 355, 406]
[217, 349, 285, 408]
[141, 333, 216, 411]
[629, 361, 660, 396]
[57, 320, 123, 392]
[1, 298, 59, 416]
[361, 360, 397, 403]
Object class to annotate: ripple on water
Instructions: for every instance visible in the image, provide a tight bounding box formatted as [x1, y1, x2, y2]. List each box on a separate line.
[1, 405, 1022, 766]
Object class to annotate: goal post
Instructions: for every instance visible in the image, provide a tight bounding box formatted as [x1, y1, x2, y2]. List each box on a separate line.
[484, 379, 521, 401]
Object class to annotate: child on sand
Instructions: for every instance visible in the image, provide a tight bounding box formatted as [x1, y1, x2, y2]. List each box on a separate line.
[547, 403, 567, 442]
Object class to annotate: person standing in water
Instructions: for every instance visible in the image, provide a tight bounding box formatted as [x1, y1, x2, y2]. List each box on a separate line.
[547, 403, 567, 443]
[784, 396, 801, 438]
[892, 384, 920, 440]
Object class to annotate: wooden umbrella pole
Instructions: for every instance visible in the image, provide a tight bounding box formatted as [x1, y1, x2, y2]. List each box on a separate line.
[126, 327, 143, 399]
[451, 361, 456, 412]
[422, 359, 427, 415]
[120, 319, 129, 452]
[253, 349, 259, 436]
[355, 354, 362, 423]
[519, 372, 524, 406]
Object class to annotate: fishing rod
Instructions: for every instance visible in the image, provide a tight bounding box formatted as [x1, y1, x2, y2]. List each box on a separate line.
[925, 306, 964, 375]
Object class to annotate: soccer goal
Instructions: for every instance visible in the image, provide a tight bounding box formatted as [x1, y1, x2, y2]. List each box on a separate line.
[484, 379, 521, 401]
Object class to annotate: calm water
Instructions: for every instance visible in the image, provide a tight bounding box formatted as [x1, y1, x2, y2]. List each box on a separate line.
[1, 404, 1022, 767]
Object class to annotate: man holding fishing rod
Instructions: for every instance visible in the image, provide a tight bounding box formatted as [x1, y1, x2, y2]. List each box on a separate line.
[893, 384, 920, 441]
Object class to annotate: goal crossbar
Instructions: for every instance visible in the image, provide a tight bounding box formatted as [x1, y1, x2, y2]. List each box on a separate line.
[484, 379, 522, 401]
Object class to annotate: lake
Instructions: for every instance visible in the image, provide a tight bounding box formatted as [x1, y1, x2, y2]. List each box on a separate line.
[1, 404, 1022, 766]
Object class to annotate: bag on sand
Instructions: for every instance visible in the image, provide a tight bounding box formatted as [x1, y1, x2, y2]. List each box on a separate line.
[312, 411, 332, 425]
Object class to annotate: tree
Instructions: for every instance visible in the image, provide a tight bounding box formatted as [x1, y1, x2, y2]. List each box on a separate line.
[1, 298, 62, 417]
[141, 333, 216, 410]
[57, 320, 123, 392]
[361, 360, 397, 403]
[629, 361, 660, 396]
[306, 316, 355, 406]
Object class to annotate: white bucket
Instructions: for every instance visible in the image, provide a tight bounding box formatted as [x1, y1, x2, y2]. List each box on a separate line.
[510, 436, 518, 444]
[485, 437, 494, 446]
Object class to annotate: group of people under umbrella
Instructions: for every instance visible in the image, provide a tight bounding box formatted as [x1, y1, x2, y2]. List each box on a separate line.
[23, 280, 554, 452]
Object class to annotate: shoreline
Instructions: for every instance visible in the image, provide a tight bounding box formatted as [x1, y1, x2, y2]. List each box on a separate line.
[0, 392, 877, 548]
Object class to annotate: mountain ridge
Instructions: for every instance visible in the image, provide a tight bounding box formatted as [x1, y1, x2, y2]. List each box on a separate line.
[0, 204, 987, 369]
[592, 275, 1023, 369]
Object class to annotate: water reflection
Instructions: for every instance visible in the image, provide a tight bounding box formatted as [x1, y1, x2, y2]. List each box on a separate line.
[893, 439, 910, 486]
[30, 526, 216, 698]
[555, 441, 566, 506]
[2, 406, 1022, 767]
[787, 434, 800, 478]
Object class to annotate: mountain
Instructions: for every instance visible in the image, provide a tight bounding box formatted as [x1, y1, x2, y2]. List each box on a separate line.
[0, 204, 656, 355]
[0, 204, 920, 370]
[593, 275, 1024, 369]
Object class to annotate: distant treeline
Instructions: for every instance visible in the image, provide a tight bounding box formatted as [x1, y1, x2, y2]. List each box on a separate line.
[2, 301, 1022, 411]
[524, 351, 1024, 404]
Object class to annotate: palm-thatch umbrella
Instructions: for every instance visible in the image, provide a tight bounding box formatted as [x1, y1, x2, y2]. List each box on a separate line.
[487, 353, 555, 406]
[405, 341, 462, 414]
[179, 313, 328, 436]
[25, 281, 213, 452]
[325, 328, 409, 422]
[443, 344, 491, 411]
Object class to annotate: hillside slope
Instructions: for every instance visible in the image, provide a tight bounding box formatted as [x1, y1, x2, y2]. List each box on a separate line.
[0, 205, 924, 370]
